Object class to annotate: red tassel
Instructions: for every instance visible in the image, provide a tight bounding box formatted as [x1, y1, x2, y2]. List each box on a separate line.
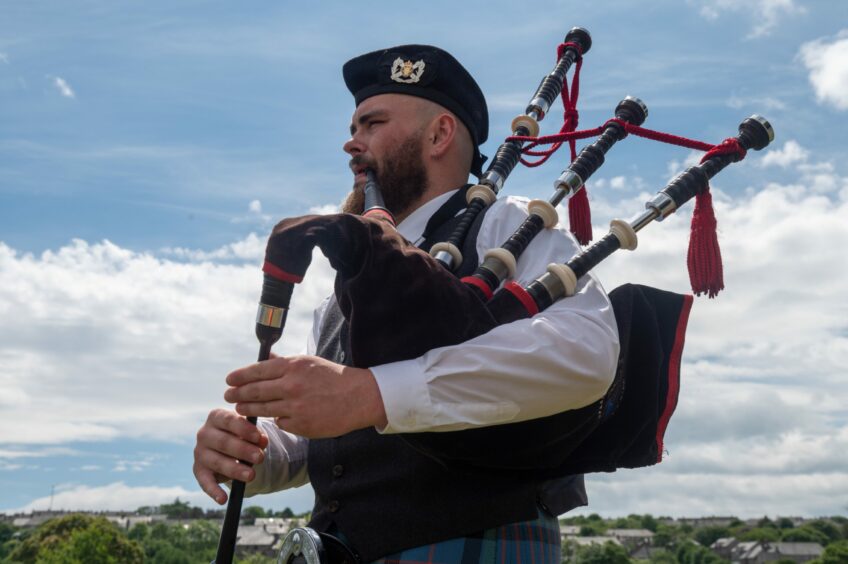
[687, 189, 723, 298]
[568, 188, 592, 245]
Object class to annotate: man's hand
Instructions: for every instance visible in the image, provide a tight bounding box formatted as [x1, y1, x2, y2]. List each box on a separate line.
[192, 408, 268, 504]
[224, 355, 388, 438]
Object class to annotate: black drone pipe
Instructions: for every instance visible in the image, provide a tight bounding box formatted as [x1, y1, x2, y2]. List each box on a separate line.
[430, 27, 591, 272]
[488, 115, 775, 321]
[464, 96, 648, 299]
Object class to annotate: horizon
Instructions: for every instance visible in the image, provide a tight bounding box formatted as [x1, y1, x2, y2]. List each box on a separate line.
[2, 0, 847, 518]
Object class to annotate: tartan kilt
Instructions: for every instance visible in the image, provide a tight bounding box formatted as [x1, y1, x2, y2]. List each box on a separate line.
[368, 510, 561, 564]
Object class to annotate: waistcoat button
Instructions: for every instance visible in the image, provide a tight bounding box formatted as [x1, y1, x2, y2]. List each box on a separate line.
[329, 500, 340, 513]
[332, 464, 344, 478]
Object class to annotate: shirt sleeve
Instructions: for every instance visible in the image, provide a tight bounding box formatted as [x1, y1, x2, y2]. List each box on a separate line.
[371, 197, 620, 433]
[242, 419, 311, 497]
[243, 297, 333, 496]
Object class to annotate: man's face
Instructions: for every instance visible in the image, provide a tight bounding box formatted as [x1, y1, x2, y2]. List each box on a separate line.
[342, 94, 429, 217]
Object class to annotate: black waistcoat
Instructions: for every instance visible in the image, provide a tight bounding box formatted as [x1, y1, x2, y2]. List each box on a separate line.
[307, 188, 584, 562]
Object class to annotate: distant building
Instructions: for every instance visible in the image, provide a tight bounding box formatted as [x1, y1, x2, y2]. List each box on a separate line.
[629, 544, 668, 561]
[738, 541, 824, 563]
[605, 528, 655, 548]
[254, 517, 291, 536]
[676, 516, 737, 528]
[236, 524, 279, 558]
[711, 536, 739, 560]
[105, 514, 167, 530]
[565, 536, 622, 547]
[559, 525, 580, 538]
[712, 539, 824, 564]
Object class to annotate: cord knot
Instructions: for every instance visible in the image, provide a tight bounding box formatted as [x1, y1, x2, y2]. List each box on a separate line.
[559, 41, 583, 59]
[701, 137, 746, 164]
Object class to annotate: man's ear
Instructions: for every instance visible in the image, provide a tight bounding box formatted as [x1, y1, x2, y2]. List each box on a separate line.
[428, 113, 458, 159]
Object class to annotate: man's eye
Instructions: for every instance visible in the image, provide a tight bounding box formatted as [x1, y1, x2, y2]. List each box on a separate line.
[368, 120, 384, 128]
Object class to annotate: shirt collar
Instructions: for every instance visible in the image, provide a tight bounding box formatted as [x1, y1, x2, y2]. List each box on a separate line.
[396, 190, 460, 242]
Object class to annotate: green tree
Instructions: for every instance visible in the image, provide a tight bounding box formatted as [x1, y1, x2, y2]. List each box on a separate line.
[573, 541, 631, 564]
[243, 505, 268, 519]
[811, 540, 848, 564]
[694, 526, 730, 548]
[777, 517, 795, 529]
[6, 514, 143, 563]
[806, 519, 842, 544]
[738, 527, 780, 542]
[652, 523, 679, 548]
[641, 514, 659, 532]
[646, 549, 678, 563]
[781, 526, 829, 545]
[0, 522, 17, 560]
[159, 498, 194, 519]
[277, 507, 295, 518]
[579, 523, 606, 537]
[757, 516, 776, 529]
[676, 542, 725, 564]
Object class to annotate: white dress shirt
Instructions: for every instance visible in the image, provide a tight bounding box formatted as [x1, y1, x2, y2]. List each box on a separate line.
[245, 190, 619, 496]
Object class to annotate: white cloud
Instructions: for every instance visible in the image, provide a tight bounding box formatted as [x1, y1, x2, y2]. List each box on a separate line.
[666, 150, 703, 179]
[583, 153, 848, 516]
[692, 0, 805, 38]
[52, 76, 75, 98]
[800, 30, 848, 110]
[760, 140, 809, 168]
[2, 165, 847, 516]
[0, 53, 9, 64]
[161, 232, 265, 261]
[0, 235, 335, 445]
[4, 480, 316, 514]
[577, 470, 848, 518]
[249, 199, 262, 213]
[726, 95, 786, 111]
[8, 482, 205, 513]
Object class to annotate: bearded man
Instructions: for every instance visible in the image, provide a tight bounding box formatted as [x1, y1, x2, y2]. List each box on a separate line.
[193, 44, 618, 563]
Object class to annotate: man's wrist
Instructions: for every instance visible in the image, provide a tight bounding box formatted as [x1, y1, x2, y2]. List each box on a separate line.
[346, 366, 388, 431]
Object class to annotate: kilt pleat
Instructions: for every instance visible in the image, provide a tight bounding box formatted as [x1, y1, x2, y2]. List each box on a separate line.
[370, 509, 560, 564]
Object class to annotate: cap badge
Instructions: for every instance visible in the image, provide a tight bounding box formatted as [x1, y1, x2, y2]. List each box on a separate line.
[390, 58, 425, 84]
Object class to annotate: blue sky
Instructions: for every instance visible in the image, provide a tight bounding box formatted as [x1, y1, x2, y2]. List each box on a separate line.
[2, 0, 847, 518]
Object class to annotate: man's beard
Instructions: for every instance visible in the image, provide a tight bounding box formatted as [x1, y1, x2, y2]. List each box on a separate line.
[342, 134, 428, 218]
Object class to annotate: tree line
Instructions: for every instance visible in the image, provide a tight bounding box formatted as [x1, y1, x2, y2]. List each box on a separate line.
[1, 503, 846, 563]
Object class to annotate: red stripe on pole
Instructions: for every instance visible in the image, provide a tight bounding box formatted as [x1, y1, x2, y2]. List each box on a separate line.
[262, 261, 304, 284]
[461, 276, 494, 301]
[504, 282, 540, 316]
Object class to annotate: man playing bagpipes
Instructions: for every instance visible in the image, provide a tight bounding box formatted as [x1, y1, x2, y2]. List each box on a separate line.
[189, 31, 756, 560]
[193, 43, 620, 563]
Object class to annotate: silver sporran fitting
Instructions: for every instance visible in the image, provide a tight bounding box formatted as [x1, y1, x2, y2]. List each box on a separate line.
[278, 527, 326, 564]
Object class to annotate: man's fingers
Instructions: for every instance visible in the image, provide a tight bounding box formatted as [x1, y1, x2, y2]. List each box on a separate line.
[208, 408, 264, 444]
[223, 379, 286, 404]
[193, 464, 228, 505]
[235, 399, 287, 418]
[198, 425, 265, 466]
[194, 441, 258, 484]
[226, 357, 289, 386]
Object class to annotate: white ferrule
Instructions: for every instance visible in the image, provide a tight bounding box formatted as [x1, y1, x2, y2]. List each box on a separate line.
[528, 199, 559, 228]
[430, 242, 463, 268]
[483, 247, 517, 279]
[609, 218, 638, 251]
[466, 184, 497, 205]
[546, 263, 578, 297]
[511, 115, 540, 137]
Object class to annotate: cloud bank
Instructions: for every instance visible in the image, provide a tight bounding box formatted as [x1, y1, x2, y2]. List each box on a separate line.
[1, 146, 846, 516]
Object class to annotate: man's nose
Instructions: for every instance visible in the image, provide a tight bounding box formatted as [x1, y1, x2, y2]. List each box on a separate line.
[343, 136, 365, 156]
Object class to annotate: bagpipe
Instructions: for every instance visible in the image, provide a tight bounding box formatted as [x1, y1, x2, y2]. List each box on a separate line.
[213, 28, 775, 564]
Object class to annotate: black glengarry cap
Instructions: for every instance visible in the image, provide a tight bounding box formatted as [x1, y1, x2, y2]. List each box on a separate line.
[343, 44, 489, 177]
